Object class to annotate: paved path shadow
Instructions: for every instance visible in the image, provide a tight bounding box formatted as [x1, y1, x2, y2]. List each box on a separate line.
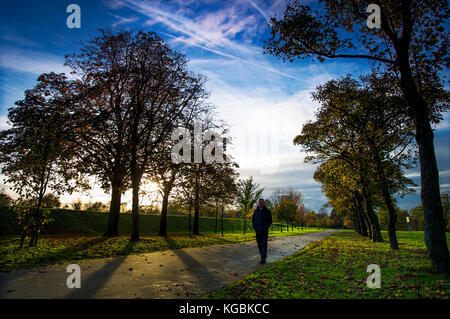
[65, 240, 136, 298]
[0, 230, 337, 298]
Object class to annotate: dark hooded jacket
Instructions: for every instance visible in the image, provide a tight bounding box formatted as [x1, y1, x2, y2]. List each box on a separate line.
[252, 206, 272, 232]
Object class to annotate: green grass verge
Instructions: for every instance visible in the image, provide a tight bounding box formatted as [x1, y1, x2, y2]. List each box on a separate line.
[0, 228, 322, 272]
[205, 230, 450, 299]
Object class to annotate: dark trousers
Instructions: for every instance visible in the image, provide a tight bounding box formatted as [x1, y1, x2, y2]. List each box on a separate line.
[256, 230, 268, 260]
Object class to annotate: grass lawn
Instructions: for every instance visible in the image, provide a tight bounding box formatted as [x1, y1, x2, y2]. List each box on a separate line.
[0, 228, 323, 272]
[205, 230, 450, 299]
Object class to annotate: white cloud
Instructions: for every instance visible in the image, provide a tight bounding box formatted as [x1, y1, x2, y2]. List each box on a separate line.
[108, 13, 139, 27]
[204, 74, 321, 178]
[0, 115, 10, 130]
[1, 33, 39, 48]
[406, 170, 450, 179]
[0, 47, 71, 76]
[114, 0, 303, 80]
[102, 0, 126, 9]
[405, 172, 420, 178]
[435, 120, 450, 130]
[440, 170, 450, 177]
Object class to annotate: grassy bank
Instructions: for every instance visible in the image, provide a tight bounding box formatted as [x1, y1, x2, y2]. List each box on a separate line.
[0, 206, 247, 236]
[0, 206, 318, 236]
[205, 230, 450, 299]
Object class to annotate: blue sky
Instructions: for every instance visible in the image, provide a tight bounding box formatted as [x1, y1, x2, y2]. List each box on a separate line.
[0, 0, 449, 212]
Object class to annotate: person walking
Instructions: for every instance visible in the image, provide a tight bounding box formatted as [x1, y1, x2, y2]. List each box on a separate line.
[252, 198, 272, 264]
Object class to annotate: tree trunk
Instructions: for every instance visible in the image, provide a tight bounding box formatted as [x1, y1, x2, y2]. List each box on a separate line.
[158, 190, 170, 236]
[362, 191, 383, 242]
[20, 230, 26, 248]
[362, 209, 371, 239]
[130, 174, 141, 241]
[359, 210, 368, 237]
[352, 202, 361, 235]
[358, 199, 371, 239]
[398, 57, 449, 273]
[104, 183, 122, 236]
[32, 211, 41, 247]
[353, 208, 361, 235]
[130, 101, 142, 242]
[221, 205, 224, 236]
[373, 151, 399, 249]
[193, 174, 200, 235]
[29, 210, 37, 247]
[188, 201, 192, 236]
[193, 199, 200, 235]
[215, 204, 218, 234]
[355, 198, 368, 237]
[29, 192, 45, 248]
[382, 187, 399, 250]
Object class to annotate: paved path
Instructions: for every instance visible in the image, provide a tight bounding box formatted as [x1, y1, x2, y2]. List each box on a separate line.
[0, 230, 337, 299]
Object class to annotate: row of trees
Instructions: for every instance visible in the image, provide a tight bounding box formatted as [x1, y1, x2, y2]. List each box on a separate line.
[343, 200, 449, 232]
[296, 74, 418, 249]
[270, 189, 343, 230]
[407, 196, 450, 231]
[0, 190, 109, 212]
[264, 0, 449, 273]
[0, 30, 239, 245]
[236, 183, 343, 231]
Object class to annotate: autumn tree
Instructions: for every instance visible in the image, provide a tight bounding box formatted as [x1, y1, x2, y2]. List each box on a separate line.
[271, 187, 303, 208]
[296, 204, 308, 228]
[0, 189, 12, 206]
[215, 163, 239, 236]
[313, 158, 379, 240]
[151, 149, 183, 236]
[236, 177, 264, 234]
[410, 205, 425, 230]
[207, 161, 239, 235]
[85, 201, 107, 212]
[71, 199, 83, 211]
[271, 187, 303, 230]
[151, 99, 213, 236]
[0, 73, 86, 247]
[378, 206, 409, 231]
[42, 193, 61, 208]
[124, 32, 208, 241]
[167, 115, 230, 235]
[172, 179, 196, 235]
[65, 31, 135, 237]
[306, 210, 316, 228]
[330, 209, 344, 228]
[273, 196, 298, 231]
